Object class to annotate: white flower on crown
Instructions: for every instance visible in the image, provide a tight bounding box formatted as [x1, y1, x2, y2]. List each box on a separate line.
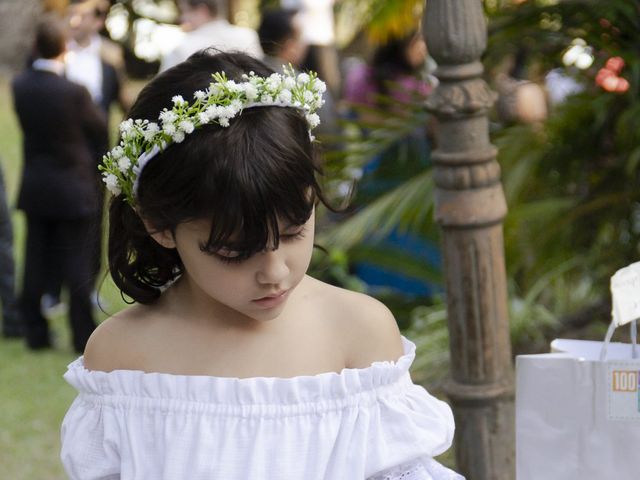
[159, 110, 178, 123]
[119, 119, 135, 139]
[111, 146, 124, 160]
[227, 80, 244, 93]
[278, 90, 292, 104]
[313, 81, 327, 93]
[100, 67, 327, 205]
[143, 122, 160, 141]
[266, 73, 282, 90]
[103, 173, 121, 195]
[179, 120, 195, 134]
[283, 77, 296, 90]
[244, 83, 258, 100]
[205, 105, 219, 119]
[305, 113, 320, 129]
[117, 157, 132, 172]
[163, 123, 176, 135]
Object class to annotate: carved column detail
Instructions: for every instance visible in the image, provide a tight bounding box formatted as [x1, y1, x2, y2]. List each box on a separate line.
[424, 1, 515, 479]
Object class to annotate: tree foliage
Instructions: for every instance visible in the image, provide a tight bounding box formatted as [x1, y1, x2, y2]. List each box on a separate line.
[320, 0, 640, 373]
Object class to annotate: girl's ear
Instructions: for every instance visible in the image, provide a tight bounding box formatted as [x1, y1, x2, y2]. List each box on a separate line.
[141, 218, 176, 249]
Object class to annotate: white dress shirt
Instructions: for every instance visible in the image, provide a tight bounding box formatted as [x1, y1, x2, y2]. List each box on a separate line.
[160, 19, 263, 71]
[281, 0, 336, 46]
[66, 35, 103, 104]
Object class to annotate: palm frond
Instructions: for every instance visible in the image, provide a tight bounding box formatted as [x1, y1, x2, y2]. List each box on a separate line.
[335, 0, 423, 46]
[320, 169, 435, 249]
[349, 243, 442, 285]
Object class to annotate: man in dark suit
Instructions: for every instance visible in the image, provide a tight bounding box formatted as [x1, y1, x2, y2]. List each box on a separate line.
[12, 15, 108, 352]
[66, 0, 129, 116]
[37, 0, 130, 311]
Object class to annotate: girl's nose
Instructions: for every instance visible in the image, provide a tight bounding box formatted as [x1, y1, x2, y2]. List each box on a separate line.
[255, 249, 289, 285]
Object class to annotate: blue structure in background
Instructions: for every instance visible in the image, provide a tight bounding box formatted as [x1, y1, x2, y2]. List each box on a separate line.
[353, 227, 442, 297]
[351, 130, 442, 298]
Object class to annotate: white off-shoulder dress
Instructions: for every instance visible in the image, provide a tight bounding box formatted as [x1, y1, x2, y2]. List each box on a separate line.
[61, 337, 464, 480]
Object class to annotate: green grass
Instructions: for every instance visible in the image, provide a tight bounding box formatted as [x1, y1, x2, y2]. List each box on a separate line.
[0, 74, 130, 479]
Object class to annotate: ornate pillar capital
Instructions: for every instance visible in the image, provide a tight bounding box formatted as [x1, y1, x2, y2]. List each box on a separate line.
[424, 0, 487, 66]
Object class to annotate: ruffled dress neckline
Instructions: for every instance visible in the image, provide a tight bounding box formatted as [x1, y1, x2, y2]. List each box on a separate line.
[64, 336, 418, 414]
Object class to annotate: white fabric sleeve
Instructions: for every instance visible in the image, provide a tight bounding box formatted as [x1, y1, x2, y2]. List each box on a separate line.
[367, 457, 465, 480]
[60, 396, 121, 480]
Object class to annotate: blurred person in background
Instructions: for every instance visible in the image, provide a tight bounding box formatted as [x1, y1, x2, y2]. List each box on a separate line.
[160, 0, 263, 71]
[344, 30, 434, 113]
[60, 0, 129, 311]
[0, 162, 21, 338]
[66, 0, 128, 116]
[280, 0, 341, 99]
[343, 29, 435, 179]
[12, 15, 107, 352]
[258, 7, 338, 137]
[257, 8, 306, 73]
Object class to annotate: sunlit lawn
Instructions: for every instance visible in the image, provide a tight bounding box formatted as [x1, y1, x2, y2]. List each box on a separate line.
[0, 74, 130, 479]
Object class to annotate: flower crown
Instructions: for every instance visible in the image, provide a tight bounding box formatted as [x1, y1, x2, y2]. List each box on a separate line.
[99, 67, 326, 205]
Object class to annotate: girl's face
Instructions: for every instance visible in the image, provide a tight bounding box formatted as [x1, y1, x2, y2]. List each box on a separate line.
[162, 210, 315, 322]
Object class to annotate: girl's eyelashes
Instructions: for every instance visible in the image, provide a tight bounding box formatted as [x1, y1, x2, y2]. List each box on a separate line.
[211, 227, 307, 265]
[215, 253, 249, 265]
[212, 246, 249, 264]
[280, 227, 306, 243]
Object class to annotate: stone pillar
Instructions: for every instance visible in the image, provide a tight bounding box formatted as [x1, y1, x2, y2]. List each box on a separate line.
[423, 1, 515, 479]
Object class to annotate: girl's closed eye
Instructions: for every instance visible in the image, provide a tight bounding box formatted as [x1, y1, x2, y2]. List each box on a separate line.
[213, 227, 307, 264]
[280, 226, 306, 242]
[213, 247, 249, 265]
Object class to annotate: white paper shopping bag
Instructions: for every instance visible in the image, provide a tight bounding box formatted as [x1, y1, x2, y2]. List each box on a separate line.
[516, 338, 640, 479]
[516, 263, 640, 480]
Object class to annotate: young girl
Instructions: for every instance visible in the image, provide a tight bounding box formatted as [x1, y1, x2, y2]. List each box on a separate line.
[61, 50, 462, 480]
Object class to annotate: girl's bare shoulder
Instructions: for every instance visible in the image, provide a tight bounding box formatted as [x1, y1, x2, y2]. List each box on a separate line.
[304, 276, 404, 368]
[82, 303, 162, 372]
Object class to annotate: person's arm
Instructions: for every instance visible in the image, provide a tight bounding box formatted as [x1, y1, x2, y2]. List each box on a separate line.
[77, 85, 109, 158]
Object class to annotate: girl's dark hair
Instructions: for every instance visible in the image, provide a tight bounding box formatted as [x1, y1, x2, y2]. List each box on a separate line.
[371, 30, 422, 95]
[109, 50, 330, 304]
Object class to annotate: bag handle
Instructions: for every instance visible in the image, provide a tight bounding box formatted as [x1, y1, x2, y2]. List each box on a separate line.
[600, 319, 638, 361]
[601, 262, 640, 361]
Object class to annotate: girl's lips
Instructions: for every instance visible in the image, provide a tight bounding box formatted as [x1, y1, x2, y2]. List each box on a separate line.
[252, 290, 290, 308]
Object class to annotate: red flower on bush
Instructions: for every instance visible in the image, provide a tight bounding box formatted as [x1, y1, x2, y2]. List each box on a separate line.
[595, 56, 629, 93]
